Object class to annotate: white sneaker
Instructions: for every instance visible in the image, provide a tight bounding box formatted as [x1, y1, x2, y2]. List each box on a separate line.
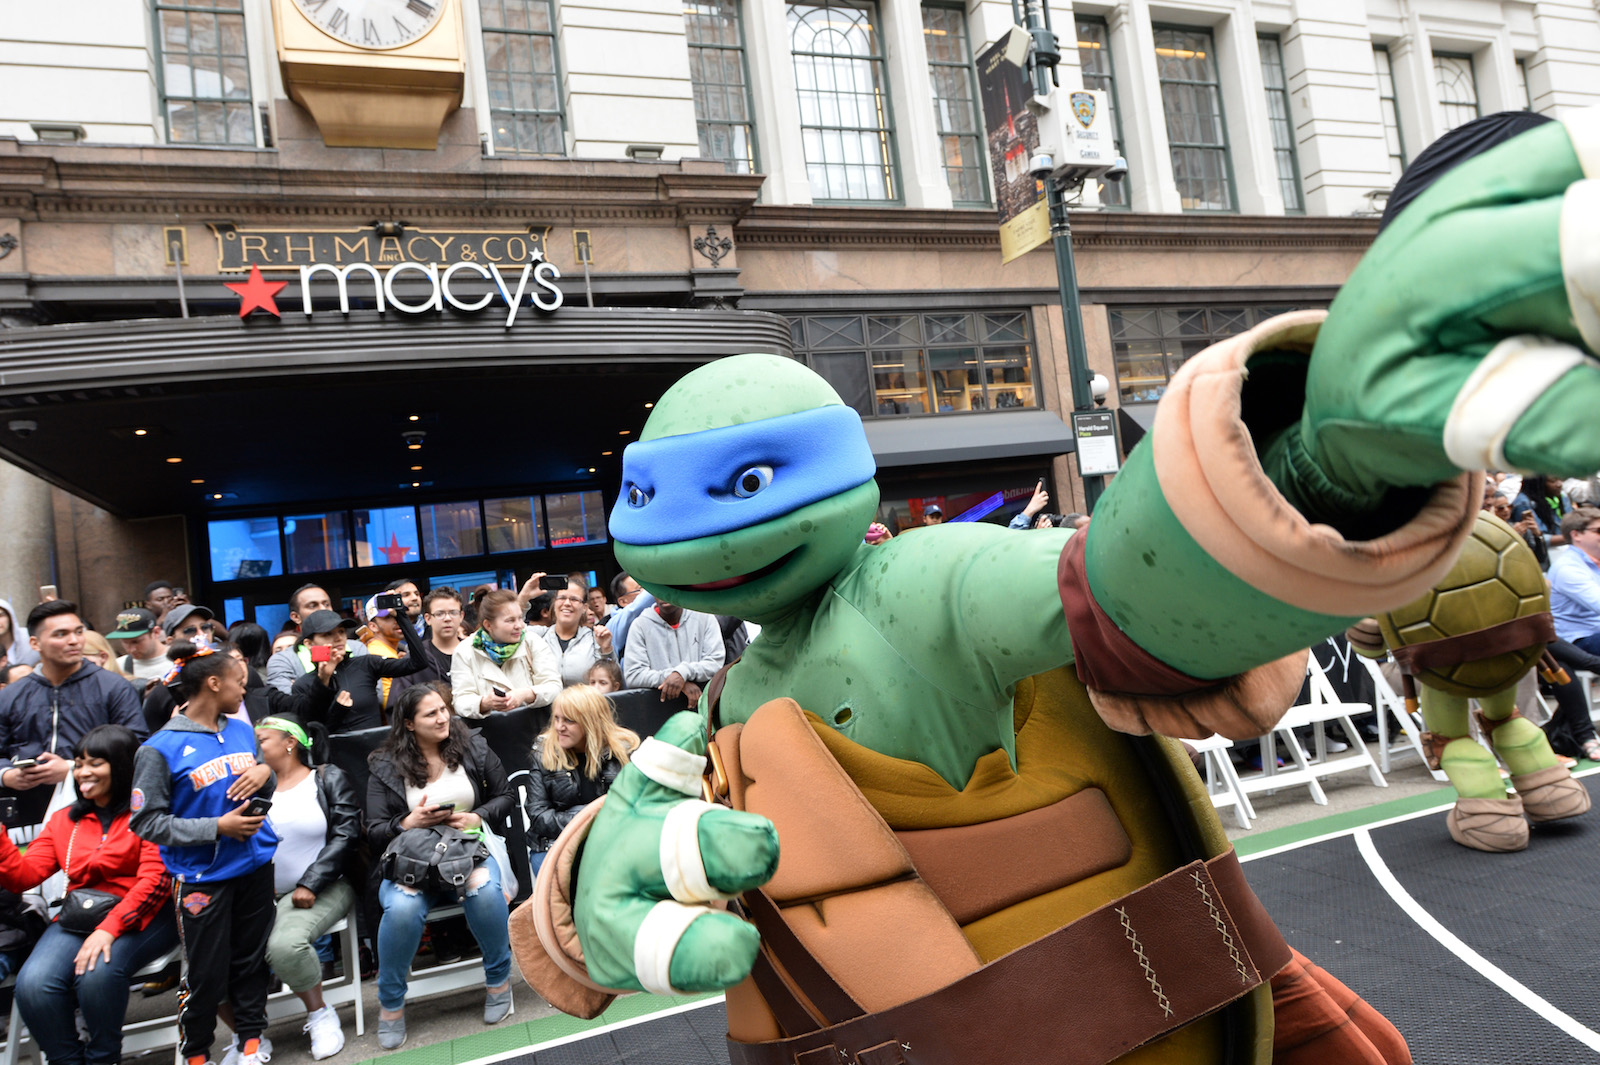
[304, 1006, 345, 1060]
[220, 1035, 272, 1065]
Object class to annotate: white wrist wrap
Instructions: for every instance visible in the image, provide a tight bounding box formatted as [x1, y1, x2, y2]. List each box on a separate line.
[1443, 333, 1588, 471]
[632, 900, 708, 997]
[660, 800, 733, 904]
[632, 737, 705, 798]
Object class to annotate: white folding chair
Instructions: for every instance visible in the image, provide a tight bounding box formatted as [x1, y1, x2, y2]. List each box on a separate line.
[1241, 658, 1387, 805]
[1185, 734, 1255, 830]
[1358, 657, 1447, 781]
[5, 943, 185, 1065]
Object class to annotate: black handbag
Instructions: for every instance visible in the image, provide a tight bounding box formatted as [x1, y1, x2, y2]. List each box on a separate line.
[57, 823, 121, 935]
[379, 826, 487, 900]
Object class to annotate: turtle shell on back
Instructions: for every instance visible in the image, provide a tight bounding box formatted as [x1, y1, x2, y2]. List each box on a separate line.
[1376, 510, 1549, 697]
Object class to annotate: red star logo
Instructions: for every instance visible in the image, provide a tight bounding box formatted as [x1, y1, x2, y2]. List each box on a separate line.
[225, 264, 287, 318]
[379, 533, 412, 565]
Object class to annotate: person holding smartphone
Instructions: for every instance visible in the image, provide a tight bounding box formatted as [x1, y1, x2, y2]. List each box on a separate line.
[366, 685, 516, 1048]
[450, 590, 560, 718]
[130, 640, 277, 1065]
[292, 608, 428, 734]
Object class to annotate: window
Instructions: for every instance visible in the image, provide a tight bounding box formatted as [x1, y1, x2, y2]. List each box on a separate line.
[1373, 46, 1407, 183]
[545, 491, 609, 547]
[483, 0, 565, 156]
[1258, 36, 1303, 213]
[1514, 59, 1531, 111]
[789, 0, 899, 202]
[1110, 305, 1318, 403]
[352, 506, 421, 568]
[207, 518, 282, 583]
[685, 0, 758, 173]
[788, 310, 1036, 416]
[283, 512, 352, 575]
[154, 1, 255, 145]
[420, 501, 485, 560]
[923, 5, 987, 205]
[1154, 27, 1233, 211]
[1076, 17, 1129, 208]
[483, 496, 546, 553]
[1433, 53, 1479, 132]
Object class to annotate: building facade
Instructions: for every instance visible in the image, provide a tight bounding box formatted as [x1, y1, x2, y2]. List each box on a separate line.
[0, 0, 1595, 630]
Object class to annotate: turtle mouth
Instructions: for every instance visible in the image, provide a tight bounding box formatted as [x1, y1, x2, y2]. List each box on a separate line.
[674, 548, 800, 592]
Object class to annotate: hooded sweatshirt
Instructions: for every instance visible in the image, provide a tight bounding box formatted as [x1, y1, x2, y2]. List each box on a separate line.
[130, 713, 277, 883]
[0, 599, 39, 670]
[0, 660, 145, 774]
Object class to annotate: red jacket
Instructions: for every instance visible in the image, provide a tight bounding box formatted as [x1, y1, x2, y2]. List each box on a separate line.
[0, 805, 170, 937]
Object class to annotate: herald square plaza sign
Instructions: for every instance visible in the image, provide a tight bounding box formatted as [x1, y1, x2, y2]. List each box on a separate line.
[209, 222, 563, 326]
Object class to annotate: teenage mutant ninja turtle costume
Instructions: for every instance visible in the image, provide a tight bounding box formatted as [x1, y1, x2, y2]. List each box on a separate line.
[1348, 509, 1592, 852]
[508, 111, 1600, 1065]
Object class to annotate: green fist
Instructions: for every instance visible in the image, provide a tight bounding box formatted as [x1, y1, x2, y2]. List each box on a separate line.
[573, 710, 780, 994]
[1264, 116, 1600, 523]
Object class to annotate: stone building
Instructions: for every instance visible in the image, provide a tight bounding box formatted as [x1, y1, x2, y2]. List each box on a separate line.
[0, 0, 1594, 632]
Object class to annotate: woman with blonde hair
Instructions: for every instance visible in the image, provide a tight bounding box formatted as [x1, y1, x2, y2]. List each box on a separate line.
[81, 631, 136, 685]
[524, 685, 639, 874]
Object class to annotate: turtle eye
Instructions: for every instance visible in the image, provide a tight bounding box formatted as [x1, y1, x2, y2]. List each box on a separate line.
[733, 465, 773, 498]
[626, 484, 651, 508]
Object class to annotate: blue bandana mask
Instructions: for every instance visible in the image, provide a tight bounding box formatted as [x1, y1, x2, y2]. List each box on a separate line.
[609, 405, 876, 546]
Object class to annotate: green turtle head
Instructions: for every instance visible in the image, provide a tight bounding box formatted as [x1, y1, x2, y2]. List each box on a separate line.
[609, 354, 879, 622]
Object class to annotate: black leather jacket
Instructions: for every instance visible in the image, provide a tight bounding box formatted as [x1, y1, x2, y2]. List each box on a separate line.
[524, 736, 625, 851]
[365, 731, 513, 853]
[296, 762, 362, 896]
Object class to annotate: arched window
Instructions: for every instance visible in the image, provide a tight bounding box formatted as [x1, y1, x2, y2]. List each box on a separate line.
[789, 0, 899, 202]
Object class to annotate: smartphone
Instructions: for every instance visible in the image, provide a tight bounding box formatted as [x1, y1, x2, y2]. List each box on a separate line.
[431, 803, 456, 814]
[538, 574, 568, 591]
[244, 797, 273, 817]
[375, 593, 404, 612]
[309, 644, 333, 663]
[9, 758, 36, 771]
[491, 686, 508, 698]
[38, 585, 56, 602]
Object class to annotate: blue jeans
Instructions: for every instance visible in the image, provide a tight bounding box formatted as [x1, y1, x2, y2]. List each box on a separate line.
[16, 915, 180, 1065]
[376, 859, 510, 1011]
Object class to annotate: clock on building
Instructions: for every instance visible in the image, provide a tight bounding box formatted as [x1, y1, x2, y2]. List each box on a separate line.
[273, 0, 465, 149]
[291, 0, 448, 51]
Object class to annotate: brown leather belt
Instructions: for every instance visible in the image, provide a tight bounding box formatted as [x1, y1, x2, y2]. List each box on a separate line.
[728, 850, 1289, 1065]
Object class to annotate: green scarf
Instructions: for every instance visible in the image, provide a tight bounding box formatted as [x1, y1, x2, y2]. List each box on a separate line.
[473, 628, 523, 665]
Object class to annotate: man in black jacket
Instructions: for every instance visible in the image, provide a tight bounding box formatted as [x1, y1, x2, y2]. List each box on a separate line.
[0, 601, 145, 823]
[292, 610, 427, 734]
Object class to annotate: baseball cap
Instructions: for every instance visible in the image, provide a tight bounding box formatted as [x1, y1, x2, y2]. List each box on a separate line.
[160, 604, 215, 637]
[107, 608, 158, 639]
[925, 504, 942, 516]
[300, 609, 358, 638]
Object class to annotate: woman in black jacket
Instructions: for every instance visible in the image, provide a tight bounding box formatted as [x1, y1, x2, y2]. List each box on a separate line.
[366, 685, 515, 1049]
[293, 609, 428, 734]
[525, 684, 639, 875]
[256, 714, 359, 1061]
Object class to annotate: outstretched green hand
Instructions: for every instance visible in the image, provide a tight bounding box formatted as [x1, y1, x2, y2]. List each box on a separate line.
[572, 710, 780, 994]
[1265, 117, 1600, 523]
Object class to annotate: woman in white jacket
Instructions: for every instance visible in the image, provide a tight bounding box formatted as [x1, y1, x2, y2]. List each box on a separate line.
[450, 590, 561, 718]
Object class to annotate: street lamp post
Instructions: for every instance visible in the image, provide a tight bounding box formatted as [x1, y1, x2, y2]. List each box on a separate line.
[1044, 174, 1104, 513]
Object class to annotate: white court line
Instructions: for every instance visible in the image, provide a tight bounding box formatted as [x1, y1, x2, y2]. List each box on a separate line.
[451, 995, 726, 1065]
[1354, 828, 1600, 1052]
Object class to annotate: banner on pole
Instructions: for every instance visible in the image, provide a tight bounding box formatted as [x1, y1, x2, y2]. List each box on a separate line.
[976, 31, 1050, 265]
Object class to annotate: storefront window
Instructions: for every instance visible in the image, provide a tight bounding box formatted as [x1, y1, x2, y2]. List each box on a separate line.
[283, 512, 352, 574]
[352, 506, 420, 568]
[428, 569, 515, 595]
[484, 496, 546, 553]
[546, 490, 608, 547]
[420, 500, 485, 560]
[876, 479, 1040, 533]
[790, 310, 1036, 416]
[207, 517, 282, 582]
[1110, 304, 1317, 403]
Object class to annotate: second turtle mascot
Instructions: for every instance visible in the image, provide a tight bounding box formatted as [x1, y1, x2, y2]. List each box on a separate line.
[511, 112, 1600, 1065]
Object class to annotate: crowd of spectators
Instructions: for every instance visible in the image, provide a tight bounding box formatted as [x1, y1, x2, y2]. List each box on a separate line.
[0, 564, 742, 1064]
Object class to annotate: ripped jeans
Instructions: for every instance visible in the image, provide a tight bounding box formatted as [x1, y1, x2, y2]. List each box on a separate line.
[376, 858, 511, 1011]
